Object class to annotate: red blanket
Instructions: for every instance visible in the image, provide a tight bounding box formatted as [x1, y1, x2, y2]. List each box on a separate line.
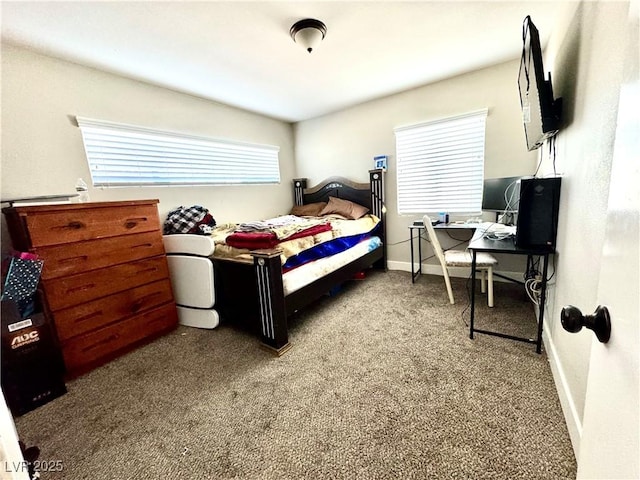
[225, 223, 332, 250]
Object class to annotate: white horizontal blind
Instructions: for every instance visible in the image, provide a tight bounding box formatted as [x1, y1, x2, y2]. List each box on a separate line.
[76, 117, 280, 187]
[395, 109, 487, 214]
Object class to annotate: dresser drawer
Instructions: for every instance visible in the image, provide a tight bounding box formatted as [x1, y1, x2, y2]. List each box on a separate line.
[44, 256, 171, 311]
[53, 279, 175, 342]
[61, 303, 178, 373]
[38, 231, 165, 280]
[23, 203, 160, 247]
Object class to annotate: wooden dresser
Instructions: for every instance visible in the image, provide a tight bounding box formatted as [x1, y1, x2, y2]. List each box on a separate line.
[2, 200, 178, 378]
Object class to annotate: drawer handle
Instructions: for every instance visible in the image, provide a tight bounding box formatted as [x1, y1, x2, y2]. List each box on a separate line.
[124, 217, 148, 229]
[59, 255, 89, 263]
[68, 283, 95, 294]
[132, 243, 153, 249]
[136, 267, 159, 275]
[74, 310, 103, 324]
[140, 292, 163, 301]
[131, 292, 163, 313]
[82, 334, 118, 353]
[56, 221, 85, 230]
[131, 291, 164, 314]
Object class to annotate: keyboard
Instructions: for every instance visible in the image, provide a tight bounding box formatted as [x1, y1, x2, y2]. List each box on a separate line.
[412, 220, 438, 227]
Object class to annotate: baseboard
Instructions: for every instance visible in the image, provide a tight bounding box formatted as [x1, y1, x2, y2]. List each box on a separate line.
[543, 321, 582, 459]
[387, 260, 522, 282]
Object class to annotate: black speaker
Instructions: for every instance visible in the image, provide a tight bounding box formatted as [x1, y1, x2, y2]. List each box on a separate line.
[516, 177, 562, 248]
[1, 298, 66, 416]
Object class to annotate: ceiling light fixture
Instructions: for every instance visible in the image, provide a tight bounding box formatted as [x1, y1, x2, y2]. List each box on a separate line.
[290, 18, 327, 53]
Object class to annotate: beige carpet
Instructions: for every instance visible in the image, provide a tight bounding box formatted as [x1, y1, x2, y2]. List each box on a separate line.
[14, 270, 576, 479]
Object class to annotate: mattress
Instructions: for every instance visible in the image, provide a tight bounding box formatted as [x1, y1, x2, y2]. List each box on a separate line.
[282, 236, 381, 295]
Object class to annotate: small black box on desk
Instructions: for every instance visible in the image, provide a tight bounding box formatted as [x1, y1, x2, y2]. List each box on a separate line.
[1, 298, 66, 416]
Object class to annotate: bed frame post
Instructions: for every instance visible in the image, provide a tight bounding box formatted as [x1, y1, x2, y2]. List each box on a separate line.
[293, 178, 307, 206]
[369, 168, 387, 270]
[252, 250, 291, 356]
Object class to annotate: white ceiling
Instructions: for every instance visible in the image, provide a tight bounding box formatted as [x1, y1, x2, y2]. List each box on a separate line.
[1, 1, 572, 123]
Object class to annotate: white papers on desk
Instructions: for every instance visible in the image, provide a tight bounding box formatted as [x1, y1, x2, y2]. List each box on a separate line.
[470, 222, 517, 242]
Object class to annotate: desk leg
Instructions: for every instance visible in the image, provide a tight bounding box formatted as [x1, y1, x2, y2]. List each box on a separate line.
[418, 231, 422, 276]
[410, 228, 416, 283]
[536, 253, 550, 354]
[470, 250, 477, 339]
[410, 228, 424, 283]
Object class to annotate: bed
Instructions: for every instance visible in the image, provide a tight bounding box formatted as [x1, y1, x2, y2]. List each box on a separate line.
[210, 169, 386, 355]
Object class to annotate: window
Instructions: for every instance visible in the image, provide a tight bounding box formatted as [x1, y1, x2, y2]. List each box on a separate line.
[395, 109, 487, 214]
[76, 117, 280, 187]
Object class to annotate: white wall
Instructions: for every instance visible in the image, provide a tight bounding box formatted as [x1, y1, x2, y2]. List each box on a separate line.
[294, 59, 538, 273]
[538, 0, 632, 457]
[1, 44, 296, 256]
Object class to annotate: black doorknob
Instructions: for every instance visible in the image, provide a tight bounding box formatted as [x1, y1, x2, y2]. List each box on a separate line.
[561, 305, 611, 343]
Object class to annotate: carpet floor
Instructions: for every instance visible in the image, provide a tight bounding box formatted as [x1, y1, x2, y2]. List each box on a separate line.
[14, 270, 577, 479]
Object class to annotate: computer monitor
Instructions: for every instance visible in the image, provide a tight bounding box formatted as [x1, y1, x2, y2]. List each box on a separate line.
[482, 176, 522, 214]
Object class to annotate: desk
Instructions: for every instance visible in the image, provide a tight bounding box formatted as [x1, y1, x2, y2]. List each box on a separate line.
[468, 237, 553, 353]
[408, 222, 480, 283]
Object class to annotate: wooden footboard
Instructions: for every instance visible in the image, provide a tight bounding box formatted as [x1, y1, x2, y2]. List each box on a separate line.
[213, 169, 386, 354]
[213, 245, 383, 355]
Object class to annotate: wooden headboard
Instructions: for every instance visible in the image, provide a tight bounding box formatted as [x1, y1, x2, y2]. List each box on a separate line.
[293, 169, 385, 220]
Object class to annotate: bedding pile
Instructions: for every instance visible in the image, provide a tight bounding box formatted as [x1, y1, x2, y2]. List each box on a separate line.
[209, 197, 381, 273]
[226, 216, 332, 250]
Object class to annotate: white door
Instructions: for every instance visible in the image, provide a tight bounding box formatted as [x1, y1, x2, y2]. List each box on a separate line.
[575, 62, 639, 477]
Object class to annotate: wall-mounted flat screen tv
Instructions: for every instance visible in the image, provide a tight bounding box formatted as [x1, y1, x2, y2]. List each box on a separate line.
[518, 16, 562, 151]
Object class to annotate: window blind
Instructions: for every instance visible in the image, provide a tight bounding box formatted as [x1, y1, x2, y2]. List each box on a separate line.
[76, 117, 280, 187]
[395, 109, 487, 214]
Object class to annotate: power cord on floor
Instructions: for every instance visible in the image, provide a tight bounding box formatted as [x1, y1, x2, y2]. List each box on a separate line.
[525, 277, 542, 306]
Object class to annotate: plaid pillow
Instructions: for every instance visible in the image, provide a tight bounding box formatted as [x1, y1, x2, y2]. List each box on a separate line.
[163, 205, 216, 235]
